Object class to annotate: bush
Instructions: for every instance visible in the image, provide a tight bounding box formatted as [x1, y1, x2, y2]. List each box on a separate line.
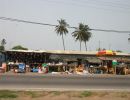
[0, 90, 18, 98]
[80, 91, 92, 97]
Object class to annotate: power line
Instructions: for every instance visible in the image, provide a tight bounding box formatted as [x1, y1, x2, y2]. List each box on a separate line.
[70, 0, 130, 9]
[0, 16, 130, 33]
[90, 29, 130, 33]
[42, 0, 130, 13]
[44, 0, 130, 9]
[0, 17, 56, 27]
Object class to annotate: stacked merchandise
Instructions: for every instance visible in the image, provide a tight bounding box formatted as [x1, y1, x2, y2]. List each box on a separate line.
[0, 63, 6, 73]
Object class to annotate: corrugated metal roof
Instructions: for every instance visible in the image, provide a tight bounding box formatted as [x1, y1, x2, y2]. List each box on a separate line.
[116, 52, 130, 56]
[5, 50, 130, 56]
[6, 50, 46, 53]
[6, 50, 97, 55]
[45, 50, 97, 55]
[86, 57, 102, 63]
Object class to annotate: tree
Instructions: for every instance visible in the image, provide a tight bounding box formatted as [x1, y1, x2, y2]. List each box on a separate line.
[12, 45, 28, 50]
[116, 50, 123, 53]
[1, 39, 6, 46]
[0, 46, 5, 51]
[0, 39, 6, 51]
[72, 23, 92, 51]
[82, 25, 92, 51]
[55, 19, 69, 50]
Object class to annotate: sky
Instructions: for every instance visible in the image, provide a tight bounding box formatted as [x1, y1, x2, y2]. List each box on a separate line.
[0, 0, 130, 52]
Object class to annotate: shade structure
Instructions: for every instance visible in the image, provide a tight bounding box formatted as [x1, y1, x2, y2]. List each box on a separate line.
[96, 50, 116, 56]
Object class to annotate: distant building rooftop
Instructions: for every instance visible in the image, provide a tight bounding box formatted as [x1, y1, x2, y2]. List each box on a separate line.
[5, 50, 130, 56]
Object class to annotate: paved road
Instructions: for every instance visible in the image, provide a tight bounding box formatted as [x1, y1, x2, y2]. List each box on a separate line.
[0, 74, 130, 91]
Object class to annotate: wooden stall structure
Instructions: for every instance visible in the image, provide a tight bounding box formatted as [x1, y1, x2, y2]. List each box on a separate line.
[97, 50, 130, 75]
[2, 50, 130, 75]
[5, 50, 50, 72]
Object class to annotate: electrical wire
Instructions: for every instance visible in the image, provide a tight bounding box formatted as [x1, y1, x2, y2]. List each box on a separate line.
[0, 16, 130, 33]
[90, 29, 130, 33]
[71, 0, 130, 9]
[42, 0, 130, 13]
[0, 17, 56, 27]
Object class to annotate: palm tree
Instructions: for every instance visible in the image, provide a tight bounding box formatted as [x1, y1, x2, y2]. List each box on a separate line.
[55, 19, 69, 50]
[72, 23, 84, 51]
[72, 23, 92, 51]
[1, 38, 6, 46]
[83, 25, 92, 51]
[0, 38, 6, 51]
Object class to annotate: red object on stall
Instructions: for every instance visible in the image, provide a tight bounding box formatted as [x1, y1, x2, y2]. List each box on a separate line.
[96, 50, 116, 56]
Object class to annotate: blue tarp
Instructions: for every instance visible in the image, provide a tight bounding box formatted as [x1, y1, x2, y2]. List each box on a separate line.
[32, 68, 38, 72]
[18, 63, 25, 69]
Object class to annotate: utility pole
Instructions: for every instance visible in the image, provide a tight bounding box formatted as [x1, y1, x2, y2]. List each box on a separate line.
[98, 40, 101, 51]
[109, 44, 111, 50]
[128, 34, 130, 43]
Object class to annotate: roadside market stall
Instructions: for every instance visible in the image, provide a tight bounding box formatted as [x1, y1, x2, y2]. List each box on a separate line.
[96, 50, 116, 74]
[5, 50, 50, 73]
[97, 50, 130, 75]
[2, 50, 130, 75]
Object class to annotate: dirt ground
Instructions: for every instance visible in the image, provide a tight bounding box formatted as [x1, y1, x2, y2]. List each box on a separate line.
[0, 91, 130, 100]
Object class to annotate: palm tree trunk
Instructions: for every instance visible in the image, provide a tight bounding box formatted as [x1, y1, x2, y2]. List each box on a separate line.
[80, 40, 81, 51]
[62, 34, 65, 50]
[85, 42, 87, 51]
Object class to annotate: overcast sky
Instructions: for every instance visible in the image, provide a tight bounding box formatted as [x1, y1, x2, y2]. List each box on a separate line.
[0, 0, 130, 52]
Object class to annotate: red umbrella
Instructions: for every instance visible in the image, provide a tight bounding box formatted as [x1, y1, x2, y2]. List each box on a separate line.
[96, 50, 116, 56]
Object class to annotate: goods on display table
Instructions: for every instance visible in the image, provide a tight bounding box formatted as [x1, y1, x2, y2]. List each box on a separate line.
[18, 63, 25, 73]
[112, 60, 118, 67]
[42, 63, 48, 73]
[30, 63, 48, 73]
[0, 62, 7, 73]
[14, 63, 25, 73]
[0, 68, 5, 73]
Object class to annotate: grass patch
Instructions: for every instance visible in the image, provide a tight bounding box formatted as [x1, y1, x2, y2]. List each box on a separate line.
[25, 91, 50, 98]
[80, 91, 92, 97]
[0, 90, 18, 98]
[66, 92, 82, 98]
[119, 92, 128, 98]
[25, 91, 39, 98]
[52, 91, 61, 96]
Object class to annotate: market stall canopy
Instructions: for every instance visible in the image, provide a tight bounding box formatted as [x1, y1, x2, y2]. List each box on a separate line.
[6, 50, 97, 55]
[98, 57, 130, 63]
[86, 57, 102, 63]
[6, 50, 47, 53]
[96, 50, 116, 56]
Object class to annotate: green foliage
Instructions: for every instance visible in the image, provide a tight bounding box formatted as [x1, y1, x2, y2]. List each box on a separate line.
[0, 45, 5, 51]
[25, 91, 49, 98]
[55, 19, 69, 50]
[1, 39, 6, 46]
[80, 91, 92, 97]
[0, 90, 18, 98]
[97, 48, 101, 51]
[116, 50, 123, 53]
[0, 39, 6, 51]
[25, 91, 38, 98]
[12, 45, 28, 50]
[55, 19, 69, 36]
[72, 23, 92, 51]
[52, 91, 61, 96]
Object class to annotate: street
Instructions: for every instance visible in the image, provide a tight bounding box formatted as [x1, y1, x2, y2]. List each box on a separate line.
[0, 73, 130, 91]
